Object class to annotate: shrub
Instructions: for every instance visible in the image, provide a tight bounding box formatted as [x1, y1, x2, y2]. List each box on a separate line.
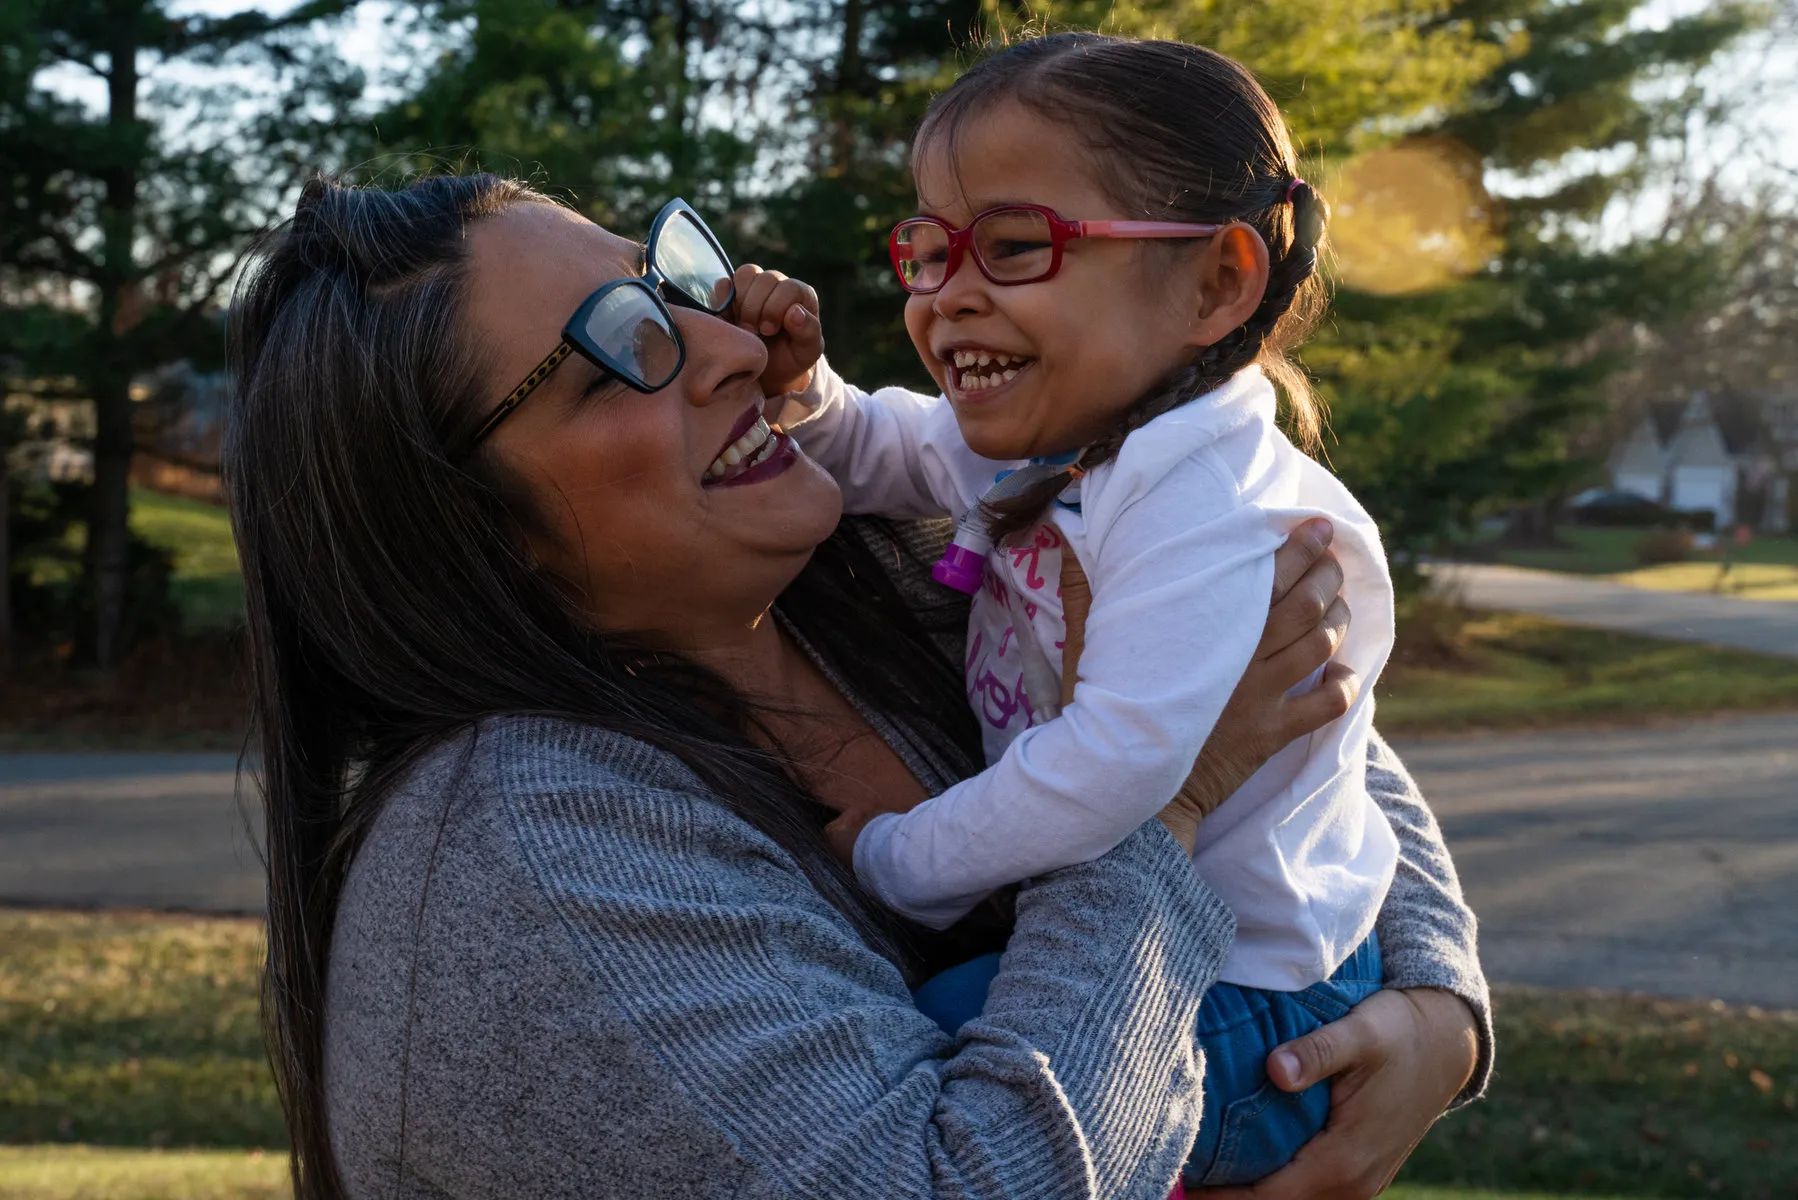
[1634, 528, 1695, 565]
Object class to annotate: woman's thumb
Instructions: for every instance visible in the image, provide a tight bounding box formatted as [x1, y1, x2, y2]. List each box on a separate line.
[1266, 1020, 1351, 1091]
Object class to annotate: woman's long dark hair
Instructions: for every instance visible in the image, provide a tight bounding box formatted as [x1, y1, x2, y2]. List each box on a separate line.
[225, 173, 980, 1200]
[920, 33, 1332, 539]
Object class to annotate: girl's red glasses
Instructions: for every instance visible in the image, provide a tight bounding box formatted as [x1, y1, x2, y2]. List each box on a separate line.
[889, 203, 1223, 293]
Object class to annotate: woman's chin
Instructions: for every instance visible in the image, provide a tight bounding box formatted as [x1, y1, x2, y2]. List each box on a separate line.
[710, 444, 843, 553]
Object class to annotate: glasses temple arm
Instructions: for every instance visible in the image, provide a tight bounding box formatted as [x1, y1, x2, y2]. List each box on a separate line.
[1077, 220, 1225, 239]
[468, 340, 575, 448]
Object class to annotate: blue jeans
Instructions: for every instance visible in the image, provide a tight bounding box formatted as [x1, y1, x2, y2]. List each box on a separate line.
[911, 932, 1383, 1187]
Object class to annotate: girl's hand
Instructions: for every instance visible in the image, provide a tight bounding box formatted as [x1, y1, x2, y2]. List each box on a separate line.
[823, 807, 879, 870]
[1059, 518, 1356, 853]
[1197, 987, 1480, 1200]
[732, 264, 824, 397]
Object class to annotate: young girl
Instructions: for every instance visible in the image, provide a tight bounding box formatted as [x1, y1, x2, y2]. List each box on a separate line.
[740, 32, 1397, 1187]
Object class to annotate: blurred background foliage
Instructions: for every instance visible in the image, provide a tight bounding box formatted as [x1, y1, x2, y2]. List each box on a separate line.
[0, 0, 1791, 663]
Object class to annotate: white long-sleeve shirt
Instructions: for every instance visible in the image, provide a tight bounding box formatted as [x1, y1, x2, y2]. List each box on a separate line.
[780, 361, 1399, 990]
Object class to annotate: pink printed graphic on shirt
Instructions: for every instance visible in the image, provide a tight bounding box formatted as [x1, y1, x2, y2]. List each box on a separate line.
[966, 522, 1070, 763]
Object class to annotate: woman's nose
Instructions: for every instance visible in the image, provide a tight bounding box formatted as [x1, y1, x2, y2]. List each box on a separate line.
[675, 308, 766, 406]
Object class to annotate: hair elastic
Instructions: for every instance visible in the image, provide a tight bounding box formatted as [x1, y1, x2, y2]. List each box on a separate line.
[1285, 177, 1307, 203]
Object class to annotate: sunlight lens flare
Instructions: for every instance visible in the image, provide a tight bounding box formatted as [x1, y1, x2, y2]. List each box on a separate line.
[1327, 140, 1501, 296]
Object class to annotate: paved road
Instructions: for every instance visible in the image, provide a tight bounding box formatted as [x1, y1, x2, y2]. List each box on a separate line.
[1425, 561, 1798, 659]
[0, 752, 260, 913]
[1393, 712, 1798, 1009]
[4, 716, 1797, 1007]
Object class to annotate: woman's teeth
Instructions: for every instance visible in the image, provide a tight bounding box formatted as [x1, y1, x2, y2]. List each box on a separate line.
[703, 416, 778, 483]
[950, 349, 1030, 393]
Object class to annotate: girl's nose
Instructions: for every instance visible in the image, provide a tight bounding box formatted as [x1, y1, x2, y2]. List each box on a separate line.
[931, 257, 993, 321]
[675, 308, 766, 406]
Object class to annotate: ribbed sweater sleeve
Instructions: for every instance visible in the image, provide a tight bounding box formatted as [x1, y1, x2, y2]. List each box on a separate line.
[327, 717, 1236, 1199]
[1367, 728, 1494, 1105]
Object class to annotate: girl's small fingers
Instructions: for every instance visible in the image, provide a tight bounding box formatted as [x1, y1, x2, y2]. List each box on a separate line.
[738, 269, 787, 333]
[768, 276, 819, 315]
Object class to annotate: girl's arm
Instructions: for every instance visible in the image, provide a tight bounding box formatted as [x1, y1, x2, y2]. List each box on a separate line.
[855, 448, 1389, 929]
[776, 357, 1005, 518]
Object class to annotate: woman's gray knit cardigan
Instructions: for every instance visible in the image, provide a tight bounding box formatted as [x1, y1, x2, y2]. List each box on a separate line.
[324, 524, 1490, 1200]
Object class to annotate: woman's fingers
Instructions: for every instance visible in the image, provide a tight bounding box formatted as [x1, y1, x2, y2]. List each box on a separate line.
[1198, 989, 1480, 1200]
[1261, 596, 1351, 693]
[1258, 548, 1344, 662]
[1268, 519, 1333, 605]
[1266, 996, 1384, 1092]
[1278, 662, 1358, 743]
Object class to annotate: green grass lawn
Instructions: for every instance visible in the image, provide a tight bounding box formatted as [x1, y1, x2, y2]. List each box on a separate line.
[0, 1147, 287, 1200]
[4, 910, 1796, 1199]
[1377, 611, 1798, 735]
[128, 489, 243, 632]
[0, 1151, 1605, 1200]
[0, 911, 280, 1150]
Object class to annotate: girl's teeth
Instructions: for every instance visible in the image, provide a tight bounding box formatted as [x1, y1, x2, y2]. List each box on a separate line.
[1003, 368, 1018, 381]
[722, 446, 743, 467]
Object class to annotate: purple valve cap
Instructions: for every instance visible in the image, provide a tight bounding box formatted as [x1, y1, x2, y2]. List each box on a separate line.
[931, 544, 986, 594]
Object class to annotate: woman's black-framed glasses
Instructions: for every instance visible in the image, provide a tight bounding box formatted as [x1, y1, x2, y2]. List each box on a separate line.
[465, 198, 736, 450]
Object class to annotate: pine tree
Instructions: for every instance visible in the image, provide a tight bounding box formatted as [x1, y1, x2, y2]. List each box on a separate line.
[0, 0, 363, 664]
[1310, 0, 1759, 571]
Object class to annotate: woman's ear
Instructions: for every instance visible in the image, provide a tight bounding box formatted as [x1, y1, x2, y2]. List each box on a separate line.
[1187, 222, 1270, 350]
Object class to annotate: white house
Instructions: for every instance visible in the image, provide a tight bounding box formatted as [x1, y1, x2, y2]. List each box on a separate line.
[1609, 391, 1793, 533]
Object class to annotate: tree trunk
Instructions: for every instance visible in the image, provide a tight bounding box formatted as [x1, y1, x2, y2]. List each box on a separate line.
[87, 372, 134, 666]
[0, 447, 10, 670]
[832, 0, 864, 169]
[88, 1, 141, 669]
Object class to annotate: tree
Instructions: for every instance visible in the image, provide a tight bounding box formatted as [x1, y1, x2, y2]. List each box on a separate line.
[369, 0, 783, 228]
[0, 0, 363, 665]
[1355, 0, 1757, 557]
[366, 0, 1762, 588]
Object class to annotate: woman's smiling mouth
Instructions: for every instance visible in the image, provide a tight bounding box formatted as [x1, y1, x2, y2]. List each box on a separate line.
[703, 404, 797, 487]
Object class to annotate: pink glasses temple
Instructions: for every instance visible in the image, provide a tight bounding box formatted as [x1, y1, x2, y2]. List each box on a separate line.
[1077, 220, 1224, 239]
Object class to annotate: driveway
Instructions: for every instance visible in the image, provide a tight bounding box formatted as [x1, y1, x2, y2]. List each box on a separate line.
[4, 717, 1798, 1008]
[1426, 562, 1798, 659]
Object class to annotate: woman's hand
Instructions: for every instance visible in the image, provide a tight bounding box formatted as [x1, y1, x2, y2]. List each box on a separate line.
[732, 264, 824, 396]
[1059, 517, 1357, 853]
[1198, 987, 1480, 1200]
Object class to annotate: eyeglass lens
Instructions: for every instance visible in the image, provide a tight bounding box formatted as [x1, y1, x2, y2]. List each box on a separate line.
[580, 286, 682, 389]
[655, 210, 734, 313]
[896, 208, 1055, 290]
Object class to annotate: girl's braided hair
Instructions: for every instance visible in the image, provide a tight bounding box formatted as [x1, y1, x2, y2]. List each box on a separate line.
[917, 33, 1330, 540]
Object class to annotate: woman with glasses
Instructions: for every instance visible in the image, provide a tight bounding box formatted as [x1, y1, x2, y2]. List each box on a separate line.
[226, 174, 1485, 1200]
